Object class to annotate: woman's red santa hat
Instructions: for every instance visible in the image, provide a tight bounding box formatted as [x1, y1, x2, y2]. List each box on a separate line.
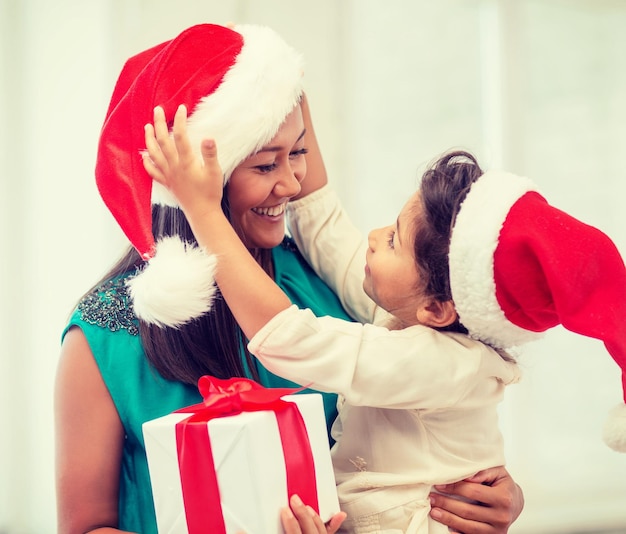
[449, 170, 626, 452]
[95, 23, 303, 327]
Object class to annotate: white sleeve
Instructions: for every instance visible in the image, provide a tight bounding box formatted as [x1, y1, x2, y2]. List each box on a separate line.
[287, 186, 389, 324]
[248, 305, 519, 409]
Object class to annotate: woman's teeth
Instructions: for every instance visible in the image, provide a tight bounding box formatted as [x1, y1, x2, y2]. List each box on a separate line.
[252, 204, 285, 217]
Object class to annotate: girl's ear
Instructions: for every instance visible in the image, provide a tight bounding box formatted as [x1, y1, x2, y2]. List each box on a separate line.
[416, 299, 458, 328]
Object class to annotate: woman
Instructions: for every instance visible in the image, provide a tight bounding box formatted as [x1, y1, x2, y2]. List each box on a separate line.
[55, 23, 523, 534]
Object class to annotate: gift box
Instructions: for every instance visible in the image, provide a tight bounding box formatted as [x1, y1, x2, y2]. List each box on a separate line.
[143, 375, 340, 533]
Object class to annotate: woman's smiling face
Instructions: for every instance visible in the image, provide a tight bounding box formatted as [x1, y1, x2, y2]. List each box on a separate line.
[225, 105, 306, 249]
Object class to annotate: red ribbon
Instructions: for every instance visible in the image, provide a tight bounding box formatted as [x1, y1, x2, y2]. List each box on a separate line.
[174, 376, 319, 533]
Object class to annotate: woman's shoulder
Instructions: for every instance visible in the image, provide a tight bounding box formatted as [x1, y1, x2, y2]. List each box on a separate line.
[68, 273, 139, 337]
[62, 274, 171, 425]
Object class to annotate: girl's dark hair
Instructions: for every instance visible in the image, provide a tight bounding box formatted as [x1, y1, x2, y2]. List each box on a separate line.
[83, 193, 262, 385]
[413, 150, 483, 334]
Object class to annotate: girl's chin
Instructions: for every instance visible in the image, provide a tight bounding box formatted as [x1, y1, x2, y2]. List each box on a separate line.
[362, 283, 374, 302]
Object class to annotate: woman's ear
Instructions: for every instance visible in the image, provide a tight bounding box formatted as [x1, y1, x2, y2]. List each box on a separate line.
[416, 299, 457, 328]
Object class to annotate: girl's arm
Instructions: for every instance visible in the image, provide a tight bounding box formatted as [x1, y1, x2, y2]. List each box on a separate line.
[55, 327, 133, 534]
[287, 95, 381, 324]
[287, 189, 382, 325]
[143, 105, 291, 340]
[292, 93, 327, 199]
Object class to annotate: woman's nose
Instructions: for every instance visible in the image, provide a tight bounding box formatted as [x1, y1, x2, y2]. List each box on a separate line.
[274, 164, 302, 198]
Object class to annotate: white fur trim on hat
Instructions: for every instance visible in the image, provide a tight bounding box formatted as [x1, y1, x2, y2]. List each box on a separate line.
[126, 236, 218, 327]
[186, 24, 303, 182]
[151, 181, 179, 207]
[449, 170, 543, 349]
[603, 403, 626, 453]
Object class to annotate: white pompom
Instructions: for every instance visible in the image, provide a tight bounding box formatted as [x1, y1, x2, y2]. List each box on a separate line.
[602, 403, 626, 453]
[127, 236, 218, 328]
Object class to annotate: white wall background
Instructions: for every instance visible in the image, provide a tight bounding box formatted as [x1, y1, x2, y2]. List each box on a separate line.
[1, 0, 625, 532]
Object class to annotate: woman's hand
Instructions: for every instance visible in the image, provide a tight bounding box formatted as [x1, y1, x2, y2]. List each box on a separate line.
[143, 104, 224, 221]
[429, 466, 524, 534]
[280, 495, 347, 534]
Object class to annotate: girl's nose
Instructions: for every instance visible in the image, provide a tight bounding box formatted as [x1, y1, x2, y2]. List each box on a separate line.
[368, 228, 379, 251]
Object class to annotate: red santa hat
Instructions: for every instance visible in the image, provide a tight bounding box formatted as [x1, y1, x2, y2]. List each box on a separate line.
[449, 170, 626, 452]
[95, 23, 303, 327]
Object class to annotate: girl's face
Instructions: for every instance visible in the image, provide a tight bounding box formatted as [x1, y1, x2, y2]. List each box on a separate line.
[226, 105, 306, 249]
[364, 192, 428, 327]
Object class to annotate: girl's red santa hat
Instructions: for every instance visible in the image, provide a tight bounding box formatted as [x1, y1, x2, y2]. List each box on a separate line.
[95, 24, 303, 327]
[449, 170, 626, 452]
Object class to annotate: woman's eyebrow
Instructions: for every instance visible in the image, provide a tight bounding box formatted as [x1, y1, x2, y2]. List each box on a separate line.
[258, 128, 306, 153]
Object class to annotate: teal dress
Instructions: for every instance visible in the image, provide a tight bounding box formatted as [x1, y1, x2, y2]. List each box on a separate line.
[62, 238, 353, 534]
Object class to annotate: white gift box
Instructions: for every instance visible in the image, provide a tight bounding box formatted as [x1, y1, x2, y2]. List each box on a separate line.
[143, 392, 340, 533]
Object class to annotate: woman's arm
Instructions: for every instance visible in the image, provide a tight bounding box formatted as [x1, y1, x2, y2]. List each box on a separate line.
[429, 466, 524, 534]
[55, 327, 133, 534]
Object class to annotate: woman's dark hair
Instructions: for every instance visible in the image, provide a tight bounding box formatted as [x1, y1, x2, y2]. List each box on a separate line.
[412, 150, 483, 334]
[82, 194, 264, 385]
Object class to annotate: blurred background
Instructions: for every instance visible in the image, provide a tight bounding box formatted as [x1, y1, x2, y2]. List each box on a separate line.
[1, 0, 625, 532]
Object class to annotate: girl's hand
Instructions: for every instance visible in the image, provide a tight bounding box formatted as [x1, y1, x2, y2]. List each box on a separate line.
[292, 93, 328, 200]
[281, 495, 347, 534]
[429, 466, 524, 534]
[142, 104, 224, 220]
